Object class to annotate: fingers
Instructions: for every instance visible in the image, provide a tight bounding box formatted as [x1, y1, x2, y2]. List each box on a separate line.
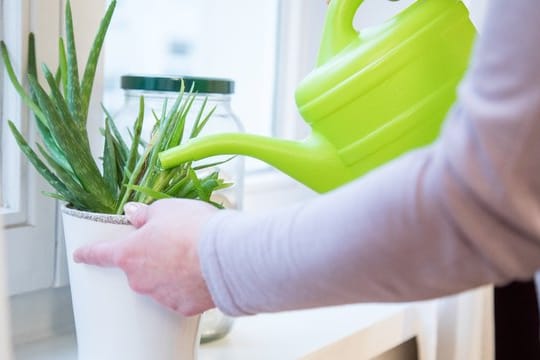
[73, 239, 124, 267]
[124, 202, 149, 228]
[73, 202, 149, 267]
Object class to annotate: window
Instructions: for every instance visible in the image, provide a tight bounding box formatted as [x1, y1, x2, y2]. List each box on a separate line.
[103, 0, 290, 173]
[103, 0, 280, 137]
[102, 1, 427, 174]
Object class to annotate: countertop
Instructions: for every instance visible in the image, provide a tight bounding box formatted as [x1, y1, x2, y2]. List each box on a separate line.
[14, 303, 417, 360]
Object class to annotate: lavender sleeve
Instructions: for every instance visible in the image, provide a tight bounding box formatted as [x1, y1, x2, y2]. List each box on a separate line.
[199, 0, 540, 317]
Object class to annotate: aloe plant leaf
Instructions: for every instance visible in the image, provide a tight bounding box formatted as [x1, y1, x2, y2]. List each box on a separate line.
[166, 172, 190, 196]
[37, 143, 80, 189]
[192, 156, 235, 171]
[165, 106, 187, 149]
[151, 109, 162, 130]
[103, 120, 119, 198]
[0, 40, 47, 125]
[188, 168, 206, 198]
[158, 98, 170, 132]
[202, 172, 230, 191]
[188, 96, 208, 138]
[27, 74, 116, 211]
[191, 104, 216, 139]
[35, 119, 72, 172]
[127, 97, 144, 173]
[24, 35, 72, 171]
[42, 192, 69, 202]
[102, 105, 128, 161]
[141, 127, 172, 189]
[37, 143, 109, 212]
[27, 33, 38, 86]
[162, 91, 195, 150]
[171, 92, 197, 147]
[28, 75, 83, 164]
[116, 136, 154, 214]
[110, 135, 128, 173]
[64, 0, 83, 126]
[8, 121, 71, 199]
[54, 64, 62, 85]
[41, 64, 86, 138]
[26, 33, 48, 130]
[58, 38, 68, 93]
[144, 92, 186, 184]
[176, 169, 200, 198]
[125, 185, 173, 202]
[115, 98, 144, 211]
[120, 96, 144, 197]
[81, 0, 116, 121]
[159, 87, 187, 145]
[42, 64, 69, 117]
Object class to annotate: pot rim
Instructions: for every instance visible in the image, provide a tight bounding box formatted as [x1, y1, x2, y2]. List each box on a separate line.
[61, 205, 130, 225]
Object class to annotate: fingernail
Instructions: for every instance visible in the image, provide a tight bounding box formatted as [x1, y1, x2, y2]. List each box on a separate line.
[73, 250, 82, 263]
[124, 202, 140, 219]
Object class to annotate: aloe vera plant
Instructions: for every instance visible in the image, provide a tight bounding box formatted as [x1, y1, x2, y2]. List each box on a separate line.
[1, 0, 229, 214]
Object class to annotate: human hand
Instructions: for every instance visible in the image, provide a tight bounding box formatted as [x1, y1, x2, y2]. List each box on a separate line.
[73, 199, 219, 316]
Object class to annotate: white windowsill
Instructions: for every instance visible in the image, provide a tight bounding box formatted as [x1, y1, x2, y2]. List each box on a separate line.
[15, 303, 418, 360]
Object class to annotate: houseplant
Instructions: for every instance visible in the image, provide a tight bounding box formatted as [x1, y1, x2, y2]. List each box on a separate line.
[1, 1, 230, 359]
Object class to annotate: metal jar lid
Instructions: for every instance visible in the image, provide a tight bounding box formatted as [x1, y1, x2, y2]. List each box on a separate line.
[121, 75, 235, 95]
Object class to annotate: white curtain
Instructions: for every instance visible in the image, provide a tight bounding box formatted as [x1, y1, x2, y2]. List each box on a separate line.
[414, 287, 494, 360]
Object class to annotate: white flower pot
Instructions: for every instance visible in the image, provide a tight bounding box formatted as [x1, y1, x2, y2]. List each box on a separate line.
[62, 207, 201, 360]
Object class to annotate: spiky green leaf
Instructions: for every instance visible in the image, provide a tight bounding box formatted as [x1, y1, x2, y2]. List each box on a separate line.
[125, 185, 173, 202]
[80, 0, 116, 120]
[8, 121, 71, 199]
[27, 75, 116, 211]
[37, 143, 108, 212]
[58, 38, 68, 93]
[103, 120, 120, 198]
[0, 40, 47, 125]
[64, 0, 83, 126]
[102, 105, 128, 161]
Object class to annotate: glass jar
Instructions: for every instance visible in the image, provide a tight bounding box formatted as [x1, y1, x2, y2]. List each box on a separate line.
[115, 75, 243, 343]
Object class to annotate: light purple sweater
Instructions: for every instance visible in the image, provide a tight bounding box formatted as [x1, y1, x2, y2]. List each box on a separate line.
[199, 0, 540, 317]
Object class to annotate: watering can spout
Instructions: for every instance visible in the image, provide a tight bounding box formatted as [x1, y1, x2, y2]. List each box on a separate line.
[159, 133, 350, 193]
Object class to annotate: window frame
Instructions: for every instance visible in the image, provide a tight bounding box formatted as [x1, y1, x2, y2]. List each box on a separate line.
[1, 0, 60, 296]
[1, 0, 108, 296]
[272, 0, 327, 142]
[1, 0, 29, 225]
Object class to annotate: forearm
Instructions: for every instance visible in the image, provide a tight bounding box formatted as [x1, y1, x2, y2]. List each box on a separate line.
[200, 146, 512, 316]
[199, 0, 540, 316]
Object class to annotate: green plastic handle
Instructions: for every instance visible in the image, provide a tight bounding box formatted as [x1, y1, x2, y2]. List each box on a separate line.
[317, 0, 363, 65]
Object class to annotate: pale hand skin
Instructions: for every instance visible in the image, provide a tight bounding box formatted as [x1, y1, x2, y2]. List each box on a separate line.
[73, 199, 218, 316]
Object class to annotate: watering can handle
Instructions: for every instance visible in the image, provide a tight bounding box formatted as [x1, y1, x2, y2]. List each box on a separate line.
[317, 0, 402, 65]
[317, 0, 364, 66]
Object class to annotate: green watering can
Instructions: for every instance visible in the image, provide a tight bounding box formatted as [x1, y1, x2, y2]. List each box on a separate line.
[160, 0, 476, 193]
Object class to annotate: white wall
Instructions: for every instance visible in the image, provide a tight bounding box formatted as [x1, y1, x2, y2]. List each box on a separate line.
[463, 0, 489, 30]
